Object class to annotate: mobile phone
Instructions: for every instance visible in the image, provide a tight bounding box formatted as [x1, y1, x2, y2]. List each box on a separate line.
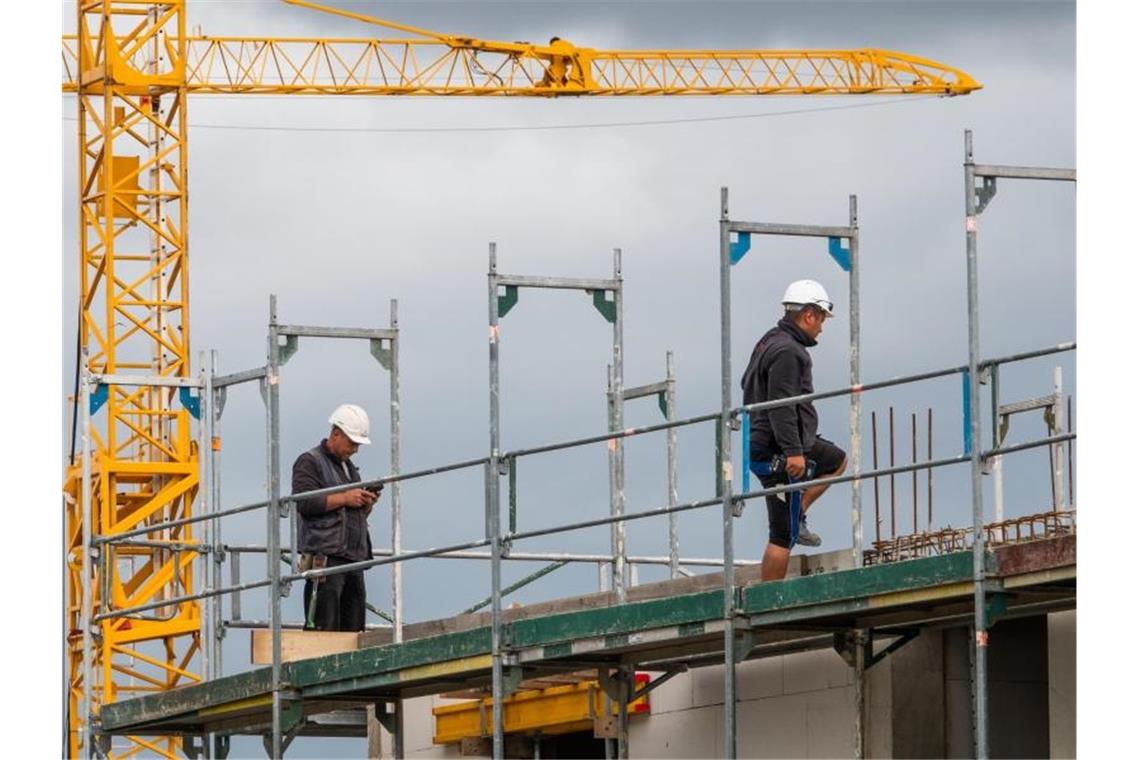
[364, 483, 384, 496]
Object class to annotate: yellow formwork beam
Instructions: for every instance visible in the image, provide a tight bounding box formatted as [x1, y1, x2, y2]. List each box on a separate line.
[433, 675, 650, 745]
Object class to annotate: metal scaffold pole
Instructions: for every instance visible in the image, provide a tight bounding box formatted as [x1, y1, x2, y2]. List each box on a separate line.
[963, 130, 989, 760]
[611, 249, 627, 601]
[848, 194, 866, 760]
[266, 295, 284, 758]
[209, 350, 225, 686]
[390, 298, 404, 646]
[666, 351, 680, 578]
[487, 244, 506, 759]
[718, 187, 739, 760]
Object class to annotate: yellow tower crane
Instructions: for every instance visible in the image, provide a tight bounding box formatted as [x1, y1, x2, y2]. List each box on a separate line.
[62, 0, 979, 756]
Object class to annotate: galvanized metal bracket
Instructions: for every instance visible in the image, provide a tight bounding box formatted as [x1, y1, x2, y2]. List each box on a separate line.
[503, 665, 525, 697]
[863, 628, 920, 670]
[180, 735, 203, 759]
[730, 231, 752, 265]
[370, 337, 393, 370]
[631, 665, 685, 702]
[731, 495, 747, 518]
[590, 289, 617, 324]
[827, 236, 852, 272]
[596, 667, 632, 702]
[277, 334, 300, 366]
[497, 284, 519, 318]
[974, 176, 998, 215]
[833, 630, 859, 667]
[260, 699, 304, 755]
[985, 592, 1010, 628]
[179, 386, 201, 420]
[374, 701, 397, 734]
[733, 627, 756, 663]
[657, 391, 668, 419]
[215, 385, 228, 417]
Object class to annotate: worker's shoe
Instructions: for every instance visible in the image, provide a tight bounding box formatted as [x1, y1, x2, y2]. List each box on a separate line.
[796, 516, 822, 547]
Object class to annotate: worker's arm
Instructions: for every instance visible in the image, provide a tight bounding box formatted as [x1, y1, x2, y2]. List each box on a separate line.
[763, 348, 805, 457]
[291, 454, 375, 517]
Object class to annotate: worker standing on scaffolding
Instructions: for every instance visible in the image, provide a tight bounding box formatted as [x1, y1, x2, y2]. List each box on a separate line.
[292, 404, 381, 631]
[742, 280, 848, 581]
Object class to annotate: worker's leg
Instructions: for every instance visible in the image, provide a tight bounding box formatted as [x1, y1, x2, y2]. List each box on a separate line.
[306, 572, 345, 631]
[761, 543, 791, 581]
[802, 438, 848, 514]
[761, 493, 794, 581]
[339, 569, 367, 632]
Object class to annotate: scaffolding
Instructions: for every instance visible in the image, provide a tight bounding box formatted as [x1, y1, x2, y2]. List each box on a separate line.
[72, 131, 1076, 759]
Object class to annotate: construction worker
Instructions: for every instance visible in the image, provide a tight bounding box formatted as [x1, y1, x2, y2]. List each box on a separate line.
[292, 404, 382, 631]
[741, 280, 848, 581]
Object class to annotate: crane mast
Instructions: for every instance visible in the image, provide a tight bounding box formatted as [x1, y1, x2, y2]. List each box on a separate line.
[63, 1, 979, 756]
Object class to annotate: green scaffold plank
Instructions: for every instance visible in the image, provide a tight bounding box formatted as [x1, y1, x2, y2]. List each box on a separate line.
[510, 590, 726, 647]
[290, 626, 493, 692]
[101, 667, 274, 731]
[742, 551, 974, 614]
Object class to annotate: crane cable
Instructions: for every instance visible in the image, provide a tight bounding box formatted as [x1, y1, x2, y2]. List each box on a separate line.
[60, 95, 942, 135]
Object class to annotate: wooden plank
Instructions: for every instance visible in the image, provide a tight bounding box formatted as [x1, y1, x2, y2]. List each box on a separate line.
[250, 630, 361, 664]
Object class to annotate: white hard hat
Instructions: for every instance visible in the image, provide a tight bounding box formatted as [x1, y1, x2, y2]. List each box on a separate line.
[329, 404, 371, 445]
[781, 279, 834, 316]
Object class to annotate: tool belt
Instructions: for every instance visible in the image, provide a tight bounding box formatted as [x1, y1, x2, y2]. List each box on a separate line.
[299, 553, 328, 582]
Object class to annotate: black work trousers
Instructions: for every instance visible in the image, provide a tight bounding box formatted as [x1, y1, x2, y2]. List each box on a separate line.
[303, 556, 366, 632]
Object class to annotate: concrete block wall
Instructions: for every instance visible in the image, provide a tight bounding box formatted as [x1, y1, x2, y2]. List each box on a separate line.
[630, 647, 858, 759]
[381, 610, 1075, 758]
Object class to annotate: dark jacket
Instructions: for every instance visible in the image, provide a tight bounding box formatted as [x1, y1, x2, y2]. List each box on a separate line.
[291, 440, 372, 561]
[741, 316, 819, 458]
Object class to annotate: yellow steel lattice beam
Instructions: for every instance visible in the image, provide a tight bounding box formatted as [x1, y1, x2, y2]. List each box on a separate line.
[64, 36, 980, 96]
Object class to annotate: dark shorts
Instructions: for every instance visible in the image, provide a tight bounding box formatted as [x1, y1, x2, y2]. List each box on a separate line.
[750, 437, 846, 550]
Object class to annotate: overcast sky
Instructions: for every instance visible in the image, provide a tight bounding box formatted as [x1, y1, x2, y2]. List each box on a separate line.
[60, 2, 1074, 756]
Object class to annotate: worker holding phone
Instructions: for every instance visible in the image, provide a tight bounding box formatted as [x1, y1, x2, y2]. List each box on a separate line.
[291, 404, 383, 631]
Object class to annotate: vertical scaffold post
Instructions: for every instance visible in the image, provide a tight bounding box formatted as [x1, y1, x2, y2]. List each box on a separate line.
[963, 129, 990, 760]
[390, 298, 404, 645]
[612, 248, 627, 601]
[80, 354, 94, 757]
[487, 244, 506, 759]
[198, 351, 213, 760]
[205, 350, 221, 760]
[266, 295, 284, 759]
[848, 194, 866, 759]
[666, 351, 680, 579]
[718, 187, 739, 759]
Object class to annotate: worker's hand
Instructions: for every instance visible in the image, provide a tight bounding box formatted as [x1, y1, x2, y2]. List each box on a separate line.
[785, 455, 807, 479]
[335, 488, 378, 510]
